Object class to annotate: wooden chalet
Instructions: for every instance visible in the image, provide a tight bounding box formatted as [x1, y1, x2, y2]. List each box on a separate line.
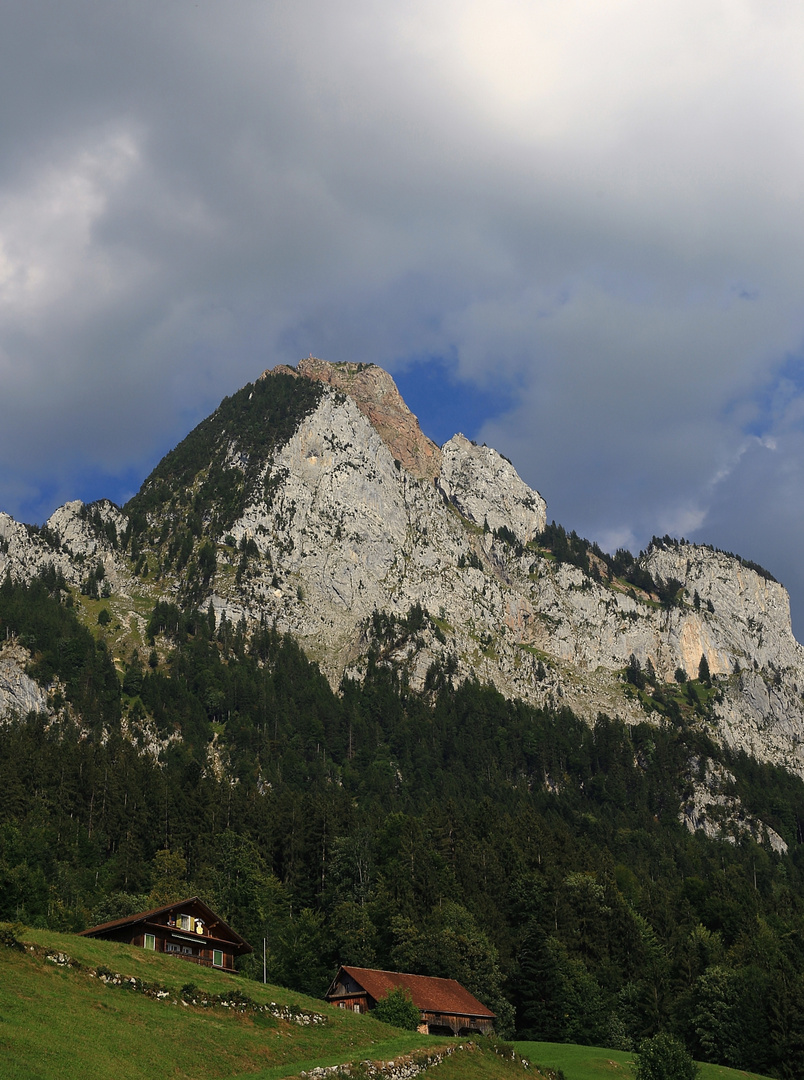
[79, 897, 252, 972]
[326, 965, 495, 1036]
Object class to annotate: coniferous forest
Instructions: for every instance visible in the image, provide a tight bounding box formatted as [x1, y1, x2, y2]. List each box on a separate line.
[2, 573, 804, 1077]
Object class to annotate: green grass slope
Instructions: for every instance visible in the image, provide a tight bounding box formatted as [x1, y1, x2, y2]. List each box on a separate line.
[516, 1040, 773, 1080]
[0, 925, 531, 1080]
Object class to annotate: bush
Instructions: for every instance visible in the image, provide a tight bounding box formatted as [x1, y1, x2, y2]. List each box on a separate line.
[372, 986, 421, 1031]
[0, 924, 25, 951]
[635, 1032, 697, 1080]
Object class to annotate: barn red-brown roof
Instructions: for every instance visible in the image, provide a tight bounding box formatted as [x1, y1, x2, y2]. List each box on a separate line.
[336, 966, 494, 1018]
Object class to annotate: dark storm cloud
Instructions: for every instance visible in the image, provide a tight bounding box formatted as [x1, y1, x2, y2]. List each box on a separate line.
[2, 0, 804, 632]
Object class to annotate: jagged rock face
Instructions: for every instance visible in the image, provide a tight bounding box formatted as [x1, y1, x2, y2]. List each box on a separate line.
[0, 512, 78, 587]
[3, 360, 804, 782]
[679, 757, 788, 855]
[0, 501, 130, 592]
[265, 357, 441, 483]
[45, 500, 130, 592]
[644, 545, 800, 676]
[0, 643, 49, 722]
[526, 553, 803, 688]
[639, 545, 804, 774]
[46, 500, 126, 560]
[715, 668, 804, 775]
[437, 434, 547, 544]
[220, 390, 467, 675]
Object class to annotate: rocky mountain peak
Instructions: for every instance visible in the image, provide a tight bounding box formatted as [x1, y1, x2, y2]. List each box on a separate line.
[2, 358, 804, 784]
[262, 356, 441, 482]
[437, 433, 547, 544]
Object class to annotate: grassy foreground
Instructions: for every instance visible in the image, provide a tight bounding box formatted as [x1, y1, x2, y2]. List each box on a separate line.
[516, 1040, 772, 1080]
[0, 924, 531, 1080]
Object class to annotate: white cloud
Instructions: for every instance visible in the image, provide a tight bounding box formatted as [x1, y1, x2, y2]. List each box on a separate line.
[0, 132, 141, 316]
[1, 0, 804, 629]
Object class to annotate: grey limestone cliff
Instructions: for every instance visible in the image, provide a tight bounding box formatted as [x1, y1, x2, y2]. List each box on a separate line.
[2, 357, 804, 784]
[0, 642, 49, 723]
[436, 433, 547, 544]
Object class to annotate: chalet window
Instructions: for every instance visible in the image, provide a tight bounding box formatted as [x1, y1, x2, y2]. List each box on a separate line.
[177, 915, 194, 932]
[144, 933, 156, 950]
[352, 1004, 361, 1013]
[212, 949, 223, 968]
[166, 943, 181, 953]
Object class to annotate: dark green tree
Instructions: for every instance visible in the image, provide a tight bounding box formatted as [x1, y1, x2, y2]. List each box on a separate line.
[626, 655, 646, 689]
[268, 908, 331, 996]
[123, 654, 144, 697]
[391, 901, 514, 1036]
[698, 655, 711, 686]
[147, 848, 188, 907]
[330, 901, 378, 967]
[691, 966, 745, 1067]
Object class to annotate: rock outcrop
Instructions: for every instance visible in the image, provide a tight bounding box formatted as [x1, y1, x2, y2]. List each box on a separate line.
[0, 500, 129, 591]
[0, 512, 77, 587]
[264, 357, 441, 482]
[437, 433, 547, 544]
[0, 643, 49, 722]
[46, 500, 127, 561]
[679, 757, 788, 855]
[644, 544, 799, 676]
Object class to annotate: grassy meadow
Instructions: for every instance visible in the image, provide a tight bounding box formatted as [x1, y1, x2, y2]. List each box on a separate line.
[516, 1040, 773, 1080]
[1, 923, 777, 1080]
[0, 924, 530, 1080]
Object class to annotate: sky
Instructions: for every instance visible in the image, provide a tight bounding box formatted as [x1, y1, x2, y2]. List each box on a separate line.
[2, 1, 804, 638]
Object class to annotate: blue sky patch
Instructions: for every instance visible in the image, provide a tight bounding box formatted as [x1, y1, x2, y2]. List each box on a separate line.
[740, 354, 804, 438]
[393, 355, 519, 448]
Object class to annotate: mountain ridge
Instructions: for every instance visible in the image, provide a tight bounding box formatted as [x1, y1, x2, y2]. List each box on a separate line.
[1, 357, 803, 787]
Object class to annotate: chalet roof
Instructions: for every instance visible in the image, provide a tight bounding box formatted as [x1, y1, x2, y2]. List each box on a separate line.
[79, 896, 252, 954]
[330, 966, 494, 1019]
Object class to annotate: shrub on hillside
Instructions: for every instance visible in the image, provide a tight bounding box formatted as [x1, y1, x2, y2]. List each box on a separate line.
[635, 1032, 697, 1080]
[372, 987, 421, 1031]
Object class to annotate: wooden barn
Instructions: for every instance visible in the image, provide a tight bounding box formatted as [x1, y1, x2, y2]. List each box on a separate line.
[325, 965, 495, 1036]
[79, 897, 252, 972]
